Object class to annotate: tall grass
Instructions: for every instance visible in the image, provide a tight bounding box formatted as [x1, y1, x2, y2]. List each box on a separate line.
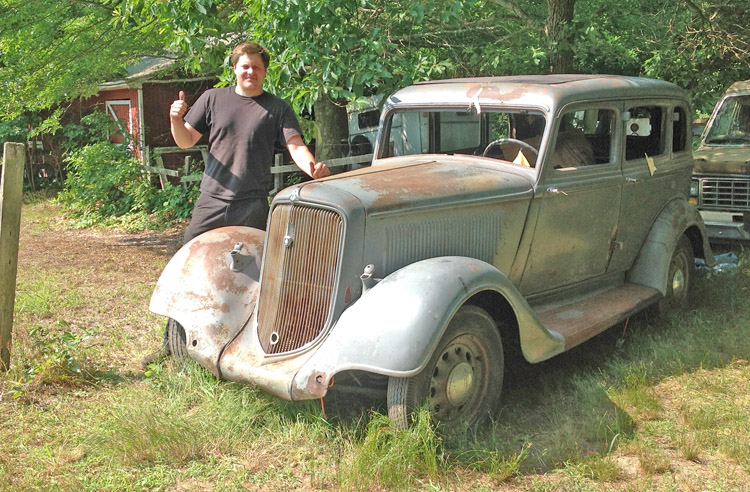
[4, 195, 750, 491]
[335, 409, 442, 490]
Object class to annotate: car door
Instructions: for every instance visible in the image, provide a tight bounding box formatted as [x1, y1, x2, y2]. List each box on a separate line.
[608, 102, 692, 273]
[520, 105, 622, 295]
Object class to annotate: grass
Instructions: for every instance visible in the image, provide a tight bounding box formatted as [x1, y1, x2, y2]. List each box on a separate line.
[1, 197, 750, 490]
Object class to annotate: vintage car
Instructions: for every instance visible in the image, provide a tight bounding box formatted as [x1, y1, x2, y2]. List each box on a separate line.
[691, 80, 750, 242]
[151, 75, 714, 430]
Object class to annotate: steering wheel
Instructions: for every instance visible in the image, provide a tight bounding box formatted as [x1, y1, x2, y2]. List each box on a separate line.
[482, 138, 539, 158]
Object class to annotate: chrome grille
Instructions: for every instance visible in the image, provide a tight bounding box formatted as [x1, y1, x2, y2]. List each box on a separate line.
[257, 204, 342, 354]
[698, 177, 750, 212]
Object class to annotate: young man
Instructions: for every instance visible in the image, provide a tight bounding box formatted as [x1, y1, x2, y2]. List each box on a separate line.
[143, 42, 329, 367]
[169, 41, 330, 242]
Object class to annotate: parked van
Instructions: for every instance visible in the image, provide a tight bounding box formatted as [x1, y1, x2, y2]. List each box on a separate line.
[691, 80, 750, 242]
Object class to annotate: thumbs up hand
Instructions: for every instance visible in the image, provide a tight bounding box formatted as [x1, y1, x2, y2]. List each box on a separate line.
[169, 90, 189, 120]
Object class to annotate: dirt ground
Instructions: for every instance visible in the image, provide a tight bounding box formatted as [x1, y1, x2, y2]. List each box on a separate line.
[14, 201, 187, 372]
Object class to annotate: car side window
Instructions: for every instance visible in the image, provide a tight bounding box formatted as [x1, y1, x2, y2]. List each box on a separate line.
[626, 106, 665, 160]
[673, 106, 688, 153]
[553, 109, 614, 169]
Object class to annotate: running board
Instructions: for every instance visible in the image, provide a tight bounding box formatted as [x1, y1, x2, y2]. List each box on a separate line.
[535, 283, 661, 351]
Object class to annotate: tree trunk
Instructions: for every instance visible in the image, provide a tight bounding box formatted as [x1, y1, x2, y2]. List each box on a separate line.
[313, 96, 350, 162]
[546, 0, 576, 74]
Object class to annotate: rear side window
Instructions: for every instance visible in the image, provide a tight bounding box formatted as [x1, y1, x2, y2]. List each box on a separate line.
[673, 106, 688, 152]
[625, 106, 665, 160]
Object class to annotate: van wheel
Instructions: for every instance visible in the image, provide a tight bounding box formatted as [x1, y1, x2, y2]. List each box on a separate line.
[654, 235, 694, 316]
[387, 305, 504, 430]
[166, 318, 189, 361]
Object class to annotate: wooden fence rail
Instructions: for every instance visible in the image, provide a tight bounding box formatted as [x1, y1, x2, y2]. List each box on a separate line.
[141, 148, 373, 194]
[270, 153, 372, 193]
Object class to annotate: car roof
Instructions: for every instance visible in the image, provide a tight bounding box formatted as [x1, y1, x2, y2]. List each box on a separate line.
[387, 74, 687, 110]
[726, 80, 750, 94]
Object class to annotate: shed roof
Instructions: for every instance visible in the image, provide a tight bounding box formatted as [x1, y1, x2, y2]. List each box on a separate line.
[99, 57, 177, 90]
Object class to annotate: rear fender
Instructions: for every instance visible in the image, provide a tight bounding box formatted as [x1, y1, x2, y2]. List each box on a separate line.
[291, 256, 564, 399]
[628, 199, 714, 294]
[149, 226, 265, 376]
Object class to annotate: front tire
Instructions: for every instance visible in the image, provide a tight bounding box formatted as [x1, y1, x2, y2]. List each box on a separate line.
[387, 305, 504, 431]
[166, 318, 189, 361]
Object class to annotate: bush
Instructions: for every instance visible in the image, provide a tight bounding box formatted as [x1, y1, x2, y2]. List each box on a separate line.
[58, 141, 154, 216]
[57, 141, 198, 229]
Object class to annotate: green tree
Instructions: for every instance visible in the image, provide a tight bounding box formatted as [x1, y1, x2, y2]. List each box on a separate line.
[0, 0, 168, 122]
[641, 0, 750, 112]
[115, 0, 551, 159]
[3, 0, 748, 160]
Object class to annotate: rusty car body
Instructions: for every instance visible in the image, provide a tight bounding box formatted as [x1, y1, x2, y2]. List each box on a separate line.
[691, 80, 750, 242]
[151, 75, 714, 429]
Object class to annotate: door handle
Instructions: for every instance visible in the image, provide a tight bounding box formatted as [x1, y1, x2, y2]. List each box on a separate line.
[625, 177, 641, 183]
[547, 187, 569, 196]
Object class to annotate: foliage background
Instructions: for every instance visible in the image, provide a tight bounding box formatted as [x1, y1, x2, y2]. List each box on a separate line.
[1, 0, 749, 221]
[3, 0, 749, 119]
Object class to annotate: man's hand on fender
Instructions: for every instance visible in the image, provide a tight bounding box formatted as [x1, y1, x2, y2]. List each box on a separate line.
[310, 161, 331, 179]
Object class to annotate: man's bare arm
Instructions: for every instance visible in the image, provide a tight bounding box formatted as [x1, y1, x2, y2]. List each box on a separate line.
[287, 135, 331, 178]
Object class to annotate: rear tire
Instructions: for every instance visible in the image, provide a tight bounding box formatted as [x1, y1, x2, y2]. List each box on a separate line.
[387, 305, 504, 431]
[654, 235, 694, 317]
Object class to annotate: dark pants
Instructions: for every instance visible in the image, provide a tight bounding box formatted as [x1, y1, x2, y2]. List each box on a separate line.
[183, 193, 269, 243]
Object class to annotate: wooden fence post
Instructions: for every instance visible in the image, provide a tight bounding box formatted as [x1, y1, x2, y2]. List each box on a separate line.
[1, 142, 25, 371]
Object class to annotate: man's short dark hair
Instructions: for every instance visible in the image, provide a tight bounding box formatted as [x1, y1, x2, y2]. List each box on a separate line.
[231, 42, 270, 68]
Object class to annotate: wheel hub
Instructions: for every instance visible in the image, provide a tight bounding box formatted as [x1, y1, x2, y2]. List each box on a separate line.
[446, 362, 474, 406]
[672, 268, 685, 294]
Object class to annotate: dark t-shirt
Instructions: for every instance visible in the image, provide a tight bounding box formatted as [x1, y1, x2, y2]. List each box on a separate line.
[185, 87, 303, 199]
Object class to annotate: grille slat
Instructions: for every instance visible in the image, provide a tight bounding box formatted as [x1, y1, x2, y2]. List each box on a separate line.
[699, 178, 750, 211]
[257, 204, 342, 354]
[385, 213, 502, 273]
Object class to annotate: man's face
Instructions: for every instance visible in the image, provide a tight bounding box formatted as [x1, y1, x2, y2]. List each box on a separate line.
[234, 53, 267, 97]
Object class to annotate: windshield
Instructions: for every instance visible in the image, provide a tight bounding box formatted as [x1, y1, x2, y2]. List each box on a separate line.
[704, 94, 750, 145]
[381, 108, 547, 168]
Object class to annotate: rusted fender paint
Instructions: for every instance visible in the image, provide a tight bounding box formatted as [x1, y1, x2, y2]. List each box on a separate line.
[149, 226, 264, 377]
[218, 315, 319, 400]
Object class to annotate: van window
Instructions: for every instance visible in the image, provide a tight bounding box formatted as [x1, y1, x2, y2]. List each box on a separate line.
[704, 95, 750, 145]
[357, 110, 380, 130]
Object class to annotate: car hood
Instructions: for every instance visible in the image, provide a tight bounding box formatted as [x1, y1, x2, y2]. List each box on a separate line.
[289, 156, 535, 215]
[694, 146, 750, 175]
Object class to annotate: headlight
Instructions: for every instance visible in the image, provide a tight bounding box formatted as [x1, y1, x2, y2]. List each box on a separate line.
[689, 180, 699, 197]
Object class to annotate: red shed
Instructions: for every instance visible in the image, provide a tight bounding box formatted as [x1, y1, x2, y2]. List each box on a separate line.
[86, 57, 217, 181]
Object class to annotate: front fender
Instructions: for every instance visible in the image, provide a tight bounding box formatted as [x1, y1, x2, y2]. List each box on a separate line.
[149, 226, 265, 376]
[291, 256, 564, 399]
[627, 198, 714, 295]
